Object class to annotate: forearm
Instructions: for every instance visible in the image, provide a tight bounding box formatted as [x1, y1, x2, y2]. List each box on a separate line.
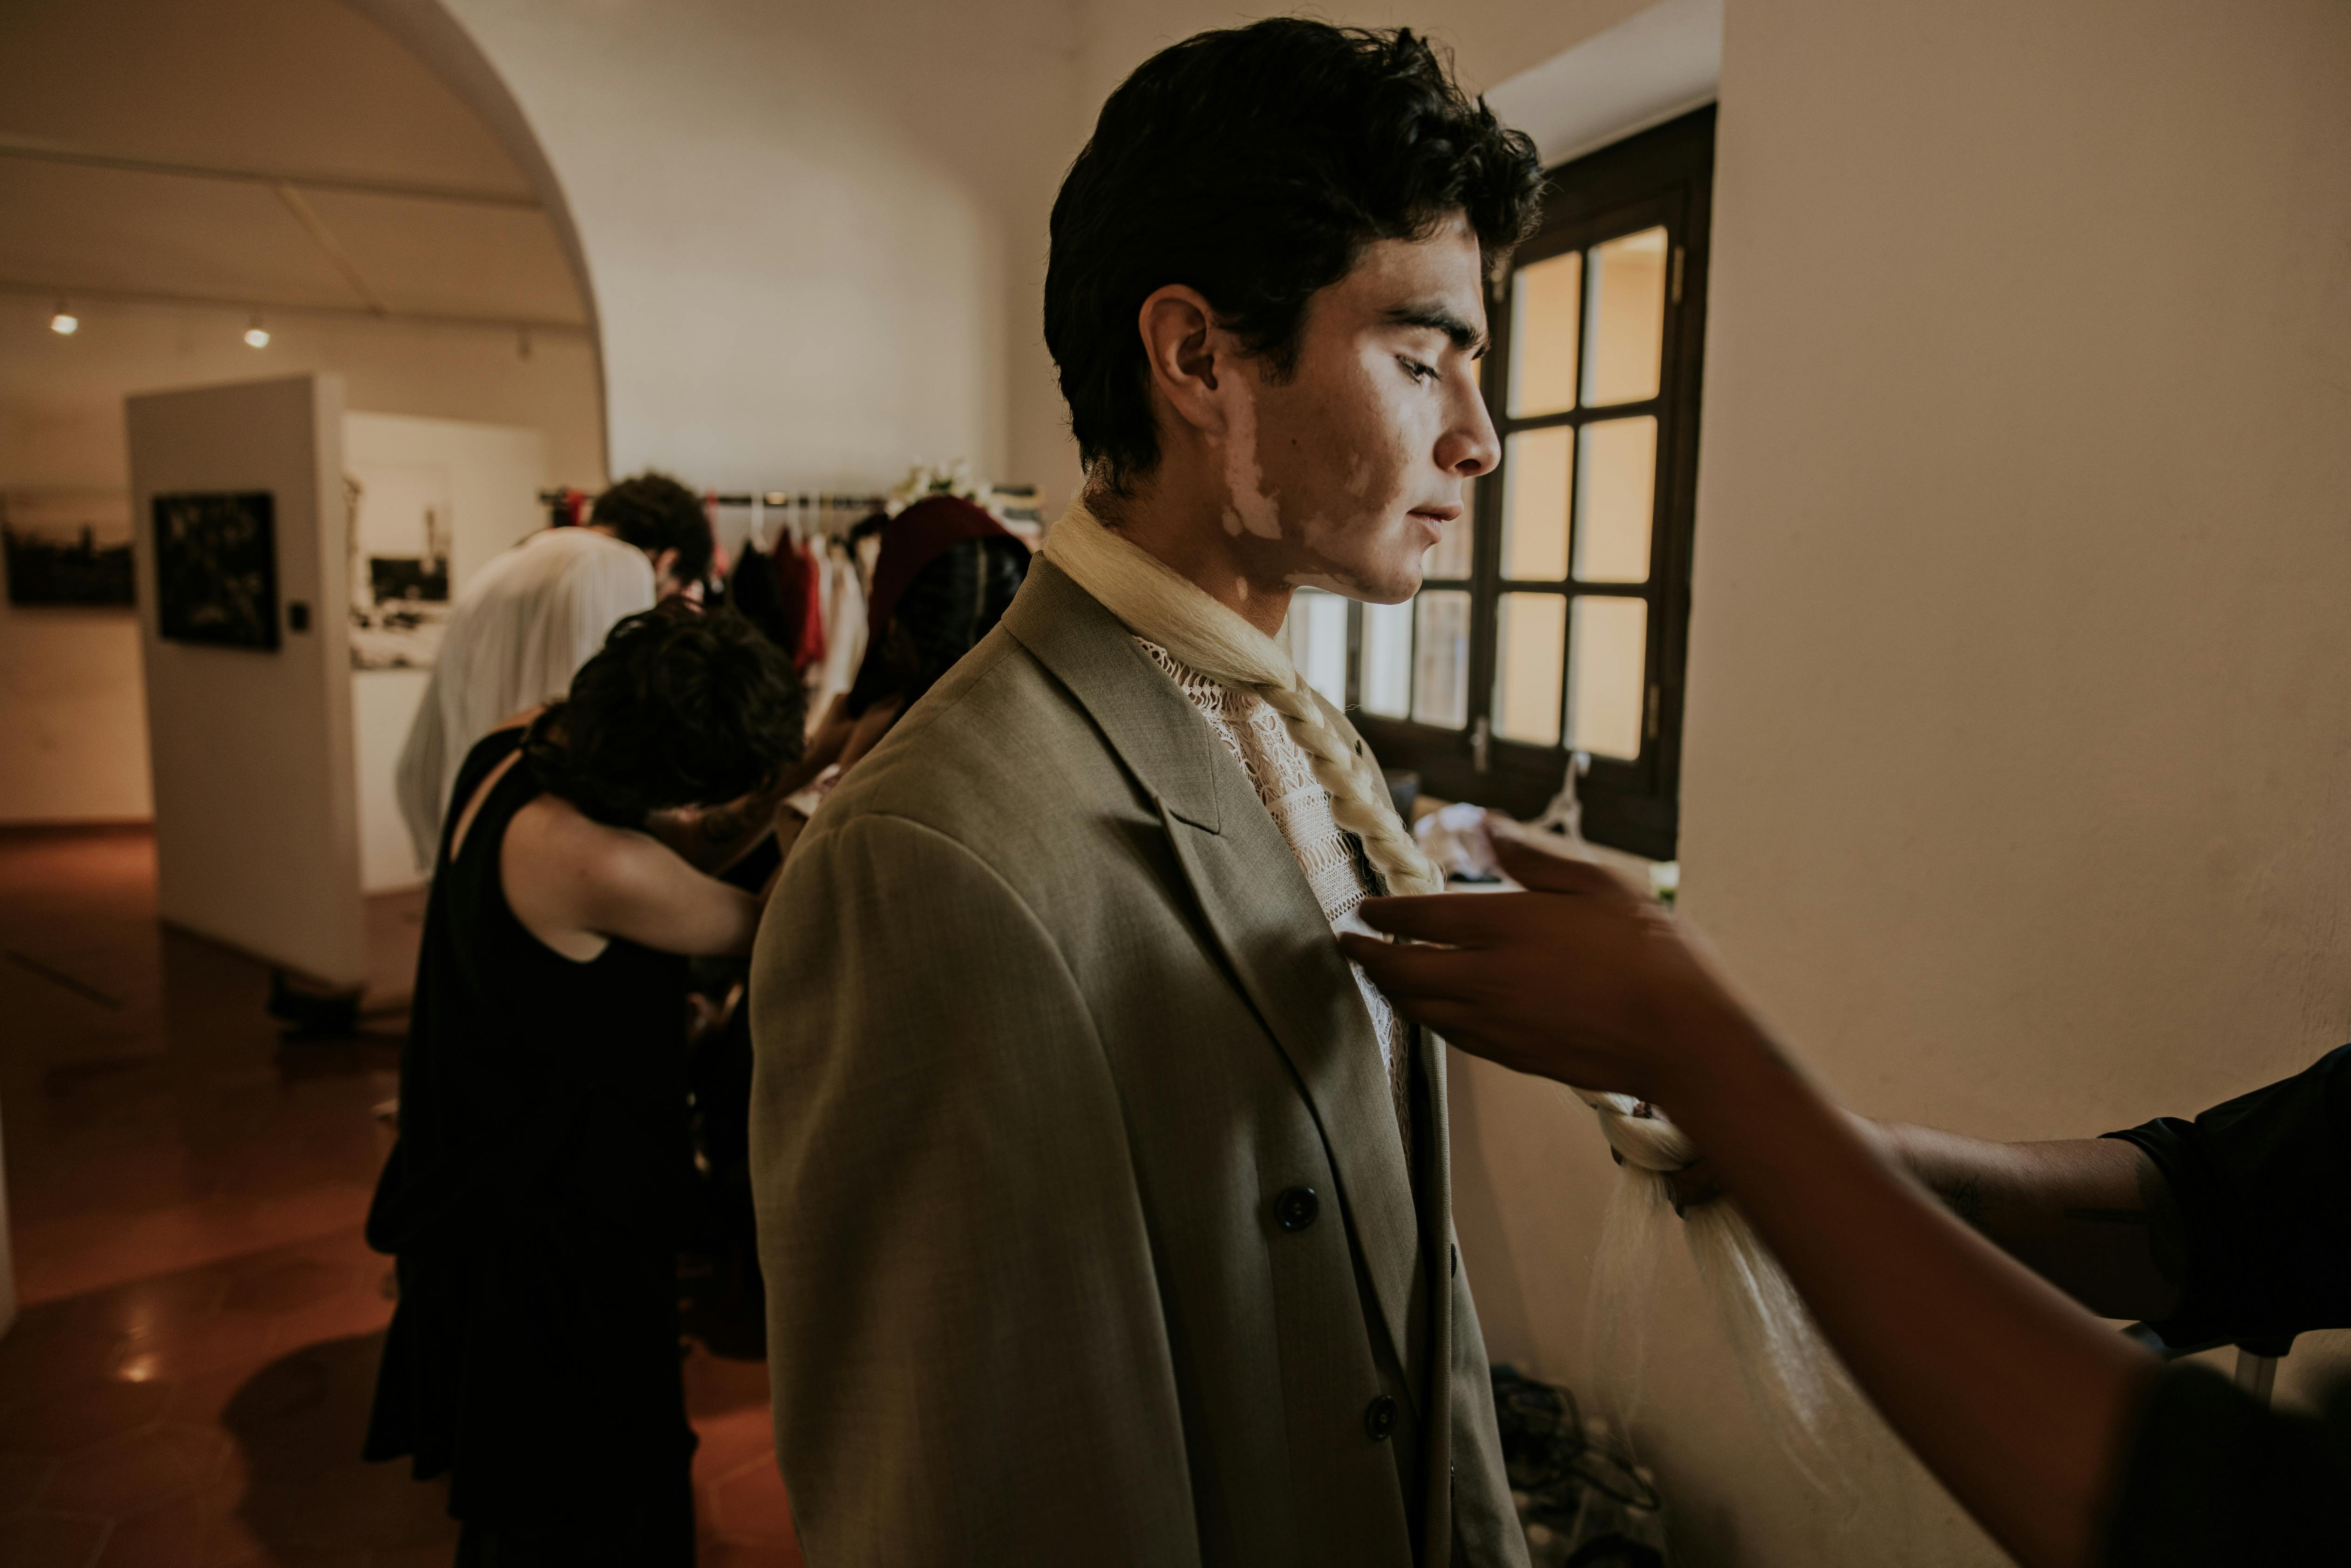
[1870, 1122, 2182, 1324]
[1662, 1016, 2152, 1568]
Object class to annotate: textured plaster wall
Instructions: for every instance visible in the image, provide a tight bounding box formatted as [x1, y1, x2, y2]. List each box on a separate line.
[1448, 1, 2351, 1562]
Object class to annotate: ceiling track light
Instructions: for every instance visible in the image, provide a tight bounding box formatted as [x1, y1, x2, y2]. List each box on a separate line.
[244, 313, 271, 348]
[50, 300, 78, 335]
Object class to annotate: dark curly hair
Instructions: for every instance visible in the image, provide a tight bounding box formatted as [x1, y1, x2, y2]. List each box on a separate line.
[846, 537, 1029, 717]
[523, 606, 804, 827]
[1046, 19, 1543, 494]
[589, 471, 715, 587]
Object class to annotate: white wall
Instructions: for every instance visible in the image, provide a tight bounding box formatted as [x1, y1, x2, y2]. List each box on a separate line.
[344, 409, 550, 892]
[423, 0, 1088, 511]
[0, 302, 601, 823]
[127, 373, 368, 986]
[1449, 2, 2351, 1564]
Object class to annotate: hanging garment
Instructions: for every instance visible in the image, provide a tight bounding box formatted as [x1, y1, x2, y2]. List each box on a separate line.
[728, 539, 792, 652]
[792, 538, 826, 672]
[806, 542, 867, 726]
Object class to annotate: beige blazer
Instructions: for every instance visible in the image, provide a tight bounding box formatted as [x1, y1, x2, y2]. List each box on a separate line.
[749, 560, 1528, 1568]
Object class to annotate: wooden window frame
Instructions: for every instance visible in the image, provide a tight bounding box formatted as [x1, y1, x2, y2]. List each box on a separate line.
[1350, 106, 1715, 862]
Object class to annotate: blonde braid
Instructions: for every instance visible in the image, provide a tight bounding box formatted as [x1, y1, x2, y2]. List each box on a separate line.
[1042, 500, 1442, 896]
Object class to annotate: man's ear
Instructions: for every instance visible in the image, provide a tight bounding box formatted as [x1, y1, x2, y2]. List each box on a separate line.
[650, 547, 681, 590]
[1137, 284, 1232, 443]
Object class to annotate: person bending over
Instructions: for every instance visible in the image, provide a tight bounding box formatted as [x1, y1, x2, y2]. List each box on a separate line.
[1341, 828, 2351, 1568]
[366, 606, 803, 1568]
[749, 20, 1541, 1566]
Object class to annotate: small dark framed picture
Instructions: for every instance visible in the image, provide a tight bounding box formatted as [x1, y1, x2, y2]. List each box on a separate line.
[154, 491, 279, 652]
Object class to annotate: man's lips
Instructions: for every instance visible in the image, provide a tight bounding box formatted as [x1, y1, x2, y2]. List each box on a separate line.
[1409, 506, 1461, 541]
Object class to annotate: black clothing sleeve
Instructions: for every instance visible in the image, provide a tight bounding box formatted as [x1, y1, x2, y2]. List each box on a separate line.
[2102, 1044, 2351, 1347]
[2100, 1364, 2351, 1568]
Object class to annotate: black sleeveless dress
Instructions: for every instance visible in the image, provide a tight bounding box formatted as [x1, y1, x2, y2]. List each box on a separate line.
[364, 727, 696, 1562]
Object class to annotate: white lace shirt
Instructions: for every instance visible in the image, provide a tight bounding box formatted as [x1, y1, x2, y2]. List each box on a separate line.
[1137, 639, 1414, 1156]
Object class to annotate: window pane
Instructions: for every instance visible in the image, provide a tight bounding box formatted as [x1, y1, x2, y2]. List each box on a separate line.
[1569, 596, 1648, 760]
[1412, 590, 1471, 729]
[1360, 597, 1413, 718]
[1284, 588, 1350, 707]
[1573, 416, 1657, 583]
[1583, 226, 1668, 407]
[1493, 593, 1566, 747]
[1508, 250, 1582, 418]
[1424, 490, 1474, 581]
[1501, 427, 1572, 582]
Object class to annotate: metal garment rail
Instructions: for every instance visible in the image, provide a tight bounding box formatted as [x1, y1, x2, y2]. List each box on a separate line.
[537, 489, 887, 509]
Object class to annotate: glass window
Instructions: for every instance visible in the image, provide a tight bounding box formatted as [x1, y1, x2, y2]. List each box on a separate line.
[1494, 593, 1567, 746]
[1284, 588, 1349, 707]
[1507, 250, 1582, 418]
[1583, 226, 1668, 407]
[1412, 591, 1471, 729]
[1500, 427, 1572, 583]
[1338, 107, 1710, 862]
[1360, 597, 1413, 718]
[1573, 417, 1658, 583]
[1569, 596, 1648, 760]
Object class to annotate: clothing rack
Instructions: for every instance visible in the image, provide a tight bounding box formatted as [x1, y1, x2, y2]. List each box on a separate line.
[536, 489, 886, 509]
[537, 487, 889, 540]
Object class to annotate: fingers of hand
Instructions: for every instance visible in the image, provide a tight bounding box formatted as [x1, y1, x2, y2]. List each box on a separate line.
[1338, 932, 1485, 1006]
[1488, 828, 1639, 900]
[1355, 890, 1532, 946]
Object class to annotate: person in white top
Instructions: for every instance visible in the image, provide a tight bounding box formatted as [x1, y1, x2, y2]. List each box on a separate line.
[394, 473, 715, 871]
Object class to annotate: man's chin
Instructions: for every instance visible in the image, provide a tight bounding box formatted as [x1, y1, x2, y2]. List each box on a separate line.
[1286, 566, 1423, 605]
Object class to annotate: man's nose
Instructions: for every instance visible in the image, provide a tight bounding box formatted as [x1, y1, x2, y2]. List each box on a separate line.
[1440, 379, 1501, 478]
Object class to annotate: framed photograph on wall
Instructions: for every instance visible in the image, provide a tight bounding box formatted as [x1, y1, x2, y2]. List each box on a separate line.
[154, 491, 279, 651]
[1, 489, 135, 608]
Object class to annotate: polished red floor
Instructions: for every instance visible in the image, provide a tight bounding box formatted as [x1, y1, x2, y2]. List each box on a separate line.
[0, 826, 802, 1566]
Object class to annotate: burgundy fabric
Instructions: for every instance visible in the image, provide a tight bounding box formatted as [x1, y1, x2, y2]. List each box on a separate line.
[765, 543, 821, 673]
[862, 496, 1017, 640]
[792, 540, 826, 671]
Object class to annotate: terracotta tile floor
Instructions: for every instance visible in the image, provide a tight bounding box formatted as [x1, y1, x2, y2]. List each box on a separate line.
[0, 826, 803, 1566]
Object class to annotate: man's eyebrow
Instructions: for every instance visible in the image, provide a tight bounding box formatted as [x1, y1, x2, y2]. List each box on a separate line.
[1383, 303, 1489, 355]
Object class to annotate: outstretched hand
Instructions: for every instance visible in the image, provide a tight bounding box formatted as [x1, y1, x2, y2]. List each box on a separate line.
[1338, 819, 1757, 1114]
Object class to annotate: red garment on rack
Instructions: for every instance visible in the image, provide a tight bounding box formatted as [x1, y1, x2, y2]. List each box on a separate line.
[793, 540, 826, 671]
[766, 540, 828, 673]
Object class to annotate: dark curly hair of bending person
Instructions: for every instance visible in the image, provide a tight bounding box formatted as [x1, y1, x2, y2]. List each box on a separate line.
[523, 606, 804, 828]
[1046, 19, 1543, 494]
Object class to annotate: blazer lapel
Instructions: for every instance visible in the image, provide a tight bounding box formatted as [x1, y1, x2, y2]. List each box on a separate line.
[1002, 561, 1425, 1383]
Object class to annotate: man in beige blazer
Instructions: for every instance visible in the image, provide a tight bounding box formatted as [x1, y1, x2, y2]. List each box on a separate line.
[750, 20, 1544, 1565]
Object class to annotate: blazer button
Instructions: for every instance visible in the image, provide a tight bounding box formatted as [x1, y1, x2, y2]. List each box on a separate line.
[1364, 1393, 1398, 1441]
[1274, 1186, 1319, 1232]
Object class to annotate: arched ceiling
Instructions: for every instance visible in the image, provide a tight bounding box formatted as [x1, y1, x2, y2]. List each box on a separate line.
[0, 0, 591, 337]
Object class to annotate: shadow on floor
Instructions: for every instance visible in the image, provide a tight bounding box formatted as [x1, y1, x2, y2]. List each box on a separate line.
[220, 1331, 457, 1559]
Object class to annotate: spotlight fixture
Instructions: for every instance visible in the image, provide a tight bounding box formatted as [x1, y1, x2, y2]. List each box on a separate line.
[244, 314, 271, 349]
[50, 302, 78, 335]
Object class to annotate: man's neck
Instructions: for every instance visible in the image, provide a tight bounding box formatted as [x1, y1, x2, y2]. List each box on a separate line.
[1086, 482, 1294, 638]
